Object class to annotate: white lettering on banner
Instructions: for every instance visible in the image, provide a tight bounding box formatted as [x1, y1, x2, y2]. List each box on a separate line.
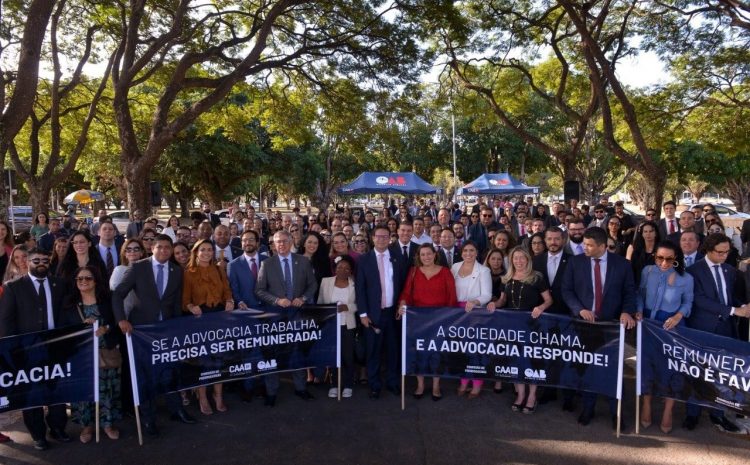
[662, 343, 749, 374]
[666, 359, 750, 392]
[0, 363, 70, 387]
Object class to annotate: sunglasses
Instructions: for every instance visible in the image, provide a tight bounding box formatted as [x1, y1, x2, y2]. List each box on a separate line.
[654, 256, 676, 263]
[142, 237, 155, 241]
[30, 258, 50, 264]
[76, 275, 95, 282]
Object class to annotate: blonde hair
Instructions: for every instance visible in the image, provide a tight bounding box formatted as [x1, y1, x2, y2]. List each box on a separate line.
[501, 246, 539, 284]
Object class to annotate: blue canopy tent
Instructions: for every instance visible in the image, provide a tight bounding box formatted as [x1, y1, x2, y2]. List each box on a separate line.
[460, 173, 539, 195]
[338, 172, 438, 195]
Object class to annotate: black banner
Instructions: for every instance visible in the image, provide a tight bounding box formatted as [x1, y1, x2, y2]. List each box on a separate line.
[404, 307, 623, 398]
[0, 325, 94, 412]
[638, 319, 750, 414]
[129, 307, 338, 397]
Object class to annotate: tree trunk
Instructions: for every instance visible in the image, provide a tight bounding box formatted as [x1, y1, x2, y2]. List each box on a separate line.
[124, 163, 152, 216]
[178, 197, 191, 218]
[164, 193, 177, 213]
[28, 182, 52, 217]
[641, 176, 666, 216]
[725, 181, 750, 213]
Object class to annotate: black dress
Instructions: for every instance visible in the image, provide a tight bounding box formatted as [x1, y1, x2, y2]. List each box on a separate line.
[503, 274, 548, 310]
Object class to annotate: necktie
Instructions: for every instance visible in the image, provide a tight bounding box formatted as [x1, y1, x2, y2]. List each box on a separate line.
[576, 244, 583, 255]
[106, 247, 114, 275]
[520, 225, 526, 236]
[156, 264, 165, 298]
[669, 220, 675, 234]
[250, 257, 258, 279]
[283, 258, 293, 300]
[445, 250, 452, 268]
[549, 255, 558, 284]
[377, 253, 387, 309]
[219, 249, 226, 262]
[593, 258, 603, 317]
[685, 256, 693, 267]
[713, 265, 726, 305]
[403, 245, 408, 259]
[37, 279, 49, 330]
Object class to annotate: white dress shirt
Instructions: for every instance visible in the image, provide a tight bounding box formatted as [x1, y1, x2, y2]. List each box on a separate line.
[30, 273, 54, 329]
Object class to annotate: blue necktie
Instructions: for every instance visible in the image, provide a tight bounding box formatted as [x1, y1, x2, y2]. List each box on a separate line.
[713, 265, 726, 305]
[156, 264, 165, 298]
[283, 258, 293, 300]
[685, 256, 693, 267]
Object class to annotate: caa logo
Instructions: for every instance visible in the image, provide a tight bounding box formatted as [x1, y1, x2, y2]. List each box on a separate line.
[0, 396, 9, 408]
[229, 363, 252, 374]
[524, 368, 546, 380]
[257, 359, 278, 371]
[376, 176, 389, 184]
[494, 366, 518, 376]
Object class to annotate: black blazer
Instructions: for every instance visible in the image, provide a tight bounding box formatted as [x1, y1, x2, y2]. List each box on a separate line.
[112, 257, 184, 325]
[435, 247, 462, 268]
[532, 252, 572, 315]
[0, 275, 69, 337]
[389, 241, 419, 279]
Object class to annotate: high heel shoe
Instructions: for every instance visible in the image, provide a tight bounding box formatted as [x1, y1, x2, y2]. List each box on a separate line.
[213, 395, 227, 413]
[103, 426, 120, 440]
[468, 389, 480, 400]
[523, 401, 538, 414]
[457, 385, 468, 397]
[511, 402, 523, 412]
[432, 391, 443, 402]
[199, 398, 213, 415]
[412, 390, 425, 399]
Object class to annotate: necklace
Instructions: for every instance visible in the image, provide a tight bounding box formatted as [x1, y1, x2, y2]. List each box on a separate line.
[510, 279, 525, 308]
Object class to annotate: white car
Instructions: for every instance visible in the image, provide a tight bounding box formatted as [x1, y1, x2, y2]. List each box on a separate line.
[105, 210, 165, 234]
[687, 204, 750, 220]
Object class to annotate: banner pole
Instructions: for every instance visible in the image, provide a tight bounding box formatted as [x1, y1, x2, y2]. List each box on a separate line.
[616, 323, 626, 439]
[401, 309, 406, 411]
[126, 333, 143, 446]
[337, 310, 342, 402]
[635, 321, 642, 435]
[94, 322, 100, 443]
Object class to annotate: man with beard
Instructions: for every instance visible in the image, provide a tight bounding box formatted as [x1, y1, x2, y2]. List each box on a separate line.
[565, 219, 586, 255]
[452, 222, 466, 249]
[0, 249, 72, 450]
[227, 229, 269, 402]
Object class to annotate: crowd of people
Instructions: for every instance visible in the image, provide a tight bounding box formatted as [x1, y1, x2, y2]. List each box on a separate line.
[1, 195, 750, 451]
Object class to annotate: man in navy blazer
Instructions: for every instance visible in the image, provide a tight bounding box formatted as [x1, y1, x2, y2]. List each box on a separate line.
[356, 225, 406, 398]
[683, 234, 750, 432]
[389, 221, 419, 280]
[533, 227, 571, 315]
[561, 227, 636, 429]
[0, 248, 71, 450]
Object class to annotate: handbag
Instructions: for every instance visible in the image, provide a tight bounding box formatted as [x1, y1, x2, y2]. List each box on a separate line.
[77, 304, 122, 370]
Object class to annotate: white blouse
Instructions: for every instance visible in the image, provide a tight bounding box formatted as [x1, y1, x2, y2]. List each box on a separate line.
[451, 261, 493, 305]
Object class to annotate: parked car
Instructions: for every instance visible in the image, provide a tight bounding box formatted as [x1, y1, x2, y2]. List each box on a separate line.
[106, 210, 165, 234]
[6, 207, 62, 233]
[687, 204, 750, 220]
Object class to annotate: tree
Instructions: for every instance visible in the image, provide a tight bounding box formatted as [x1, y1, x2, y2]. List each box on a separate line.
[8, 0, 112, 216]
[0, 0, 56, 218]
[98, 0, 423, 214]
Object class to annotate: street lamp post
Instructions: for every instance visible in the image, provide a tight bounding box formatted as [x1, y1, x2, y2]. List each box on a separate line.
[450, 98, 457, 202]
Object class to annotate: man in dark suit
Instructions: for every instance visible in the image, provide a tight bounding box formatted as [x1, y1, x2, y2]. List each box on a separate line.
[94, 221, 125, 278]
[683, 234, 750, 432]
[0, 248, 71, 450]
[202, 202, 220, 229]
[125, 209, 145, 239]
[658, 200, 680, 239]
[740, 217, 750, 256]
[255, 230, 318, 404]
[38, 217, 68, 253]
[435, 227, 462, 268]
[356, 225, 406, 398]
[561, 227, 636, 430]
[389, 221, 419, 275]
[533, 227, 574, 408]
[667, 210, 704, 247]
[213, 224, 242, 268]
[227, 229, 269, 402]
[680, 231, 704, 267]
[113, 234, 196, 437]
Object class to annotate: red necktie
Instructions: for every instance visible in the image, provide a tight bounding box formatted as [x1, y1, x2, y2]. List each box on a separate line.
[669, 220, 675, 234]
[593, 258, 603, 318]
[520, 225, 526, 236]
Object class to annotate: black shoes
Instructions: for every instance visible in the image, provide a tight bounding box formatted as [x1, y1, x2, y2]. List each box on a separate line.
[170, 409, 197, 424]
[294, 390, 315, 401]
[710, 415, 741, 433]
[682, 415, 699, 431]
[578, 409, 594, 426]
[33, 439, 50, 450]
[264, 395, 277, 407]
[412, 391, 425, 400]
[49, 428, 71, 443]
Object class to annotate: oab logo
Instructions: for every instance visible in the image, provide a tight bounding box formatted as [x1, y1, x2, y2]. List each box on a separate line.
[257, 359, 278, 371]
[0, 396, 9, 408]
[524, 368, 546, 381]
[376, 176, 389, 184]
[495, 366, 518, 376]
[229, 363, 252, 374]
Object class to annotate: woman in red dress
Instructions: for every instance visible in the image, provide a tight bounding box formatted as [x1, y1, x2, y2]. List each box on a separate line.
[398, 243, 457, 401]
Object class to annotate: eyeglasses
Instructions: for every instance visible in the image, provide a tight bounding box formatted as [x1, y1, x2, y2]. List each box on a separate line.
[76, 275, 95, 282]
[654, 256, 676, 263]
[645, 213, 655, 217]
[290, 229, 299, 233]
[531, 241, 544, 246]
[125, 247, 142, 252]
[710, 249, 729, 255]
[353, 240, 366, 244]
[30, 258, 50, 264]
[142, 237, 155, 242]
[471, 214, 478, 218]
[481, 214, 493, 218]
